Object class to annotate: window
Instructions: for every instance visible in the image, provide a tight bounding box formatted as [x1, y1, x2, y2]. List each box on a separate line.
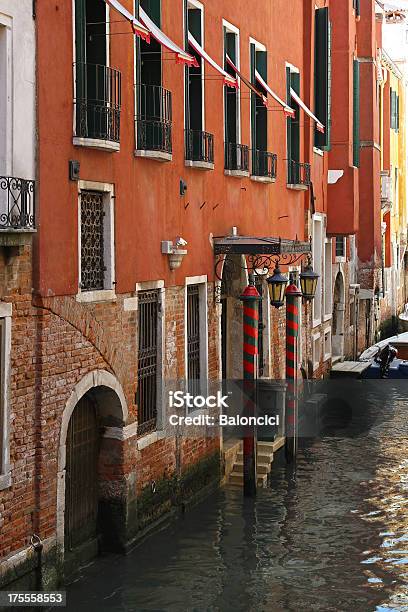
[137, 289, 159, 435]
[78, 182, 115, 302]
[185, 278, 208, 403]
[0, 21, 11, 176]
[135, 0, 172, 155]
[335, 236, 346, 258]
[184, 1, 213, 164]
[353, 58, 360, 167]
[324, 240, 333, 317]
[286, 65, 301, 182]
[353, 0, 360, 17]
[250, 40, 268, 175]
[0, 304, 12, 491]
[312, 216, 323, 326]
[224, 23, 247, 173]
[74, 0, 121, 144]
[314, 7, 331, 150]
[390, 89, 400, 132]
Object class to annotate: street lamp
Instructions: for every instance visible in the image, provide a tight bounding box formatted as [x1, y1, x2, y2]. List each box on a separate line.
[267, 263, 289, 308]
[300, 257, 319, 300]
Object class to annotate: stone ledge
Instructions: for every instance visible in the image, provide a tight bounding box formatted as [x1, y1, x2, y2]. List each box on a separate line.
[0, 229, 36, 247]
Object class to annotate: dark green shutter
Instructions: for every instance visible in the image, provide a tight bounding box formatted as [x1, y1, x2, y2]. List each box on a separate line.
[256, 50, 267, 81]
[314, 7, 330, 149]
[353, 59, 360, 167]
[291, 72, 300, 166]
[286, 67, 292, 181]
[250, 43, 256, 155]
[140, 0, 160, 26]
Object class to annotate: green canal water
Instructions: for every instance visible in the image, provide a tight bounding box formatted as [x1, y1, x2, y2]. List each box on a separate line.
[66, 382, 408, 611]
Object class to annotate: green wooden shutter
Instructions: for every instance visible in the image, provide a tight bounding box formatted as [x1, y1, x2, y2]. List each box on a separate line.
[250, 43, 256, 157]
[291, 71, 300, 166]
[314, 7, 330, 149]
[141, 0, 161, 27]
[286, 66, 292, 181]
[353, 59, 360, 167]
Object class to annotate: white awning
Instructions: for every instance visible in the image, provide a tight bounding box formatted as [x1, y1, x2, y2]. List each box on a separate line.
[139, 8, 197, 66]
[188, 32, 238, 89]
[255, 70, 295, 118]
[226, 56, 267, 106]
[290, 87, 325, 133]
[105, 0, 150, 41]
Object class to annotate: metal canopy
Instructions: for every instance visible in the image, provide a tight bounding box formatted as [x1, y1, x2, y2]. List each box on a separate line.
[213, 235, 311, 256]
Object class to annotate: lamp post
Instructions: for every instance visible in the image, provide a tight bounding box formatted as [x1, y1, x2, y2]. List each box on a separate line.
[240, 274, 261, 497]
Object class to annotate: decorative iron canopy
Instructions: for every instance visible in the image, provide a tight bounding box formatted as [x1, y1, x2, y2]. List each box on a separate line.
[213, 235, 311, 257]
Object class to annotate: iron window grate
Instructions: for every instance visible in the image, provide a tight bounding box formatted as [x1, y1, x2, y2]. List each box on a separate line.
[80, 191, 105, 292]
[137, 290, 159, 436]
[187, 285, 200, 398]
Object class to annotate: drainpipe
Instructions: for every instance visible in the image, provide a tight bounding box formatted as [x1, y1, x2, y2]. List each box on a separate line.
[31, 534, 43, 590]
[239, 275, 261, 497]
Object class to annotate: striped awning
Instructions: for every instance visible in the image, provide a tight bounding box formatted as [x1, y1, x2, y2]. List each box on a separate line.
[225, 55, 267, 104]
[139, 8, 197, 66]
[104, 0, 150, 40]
[189, 34, 238, 89]
[290, 87, 325, 133]
[255, 70, 295, 117]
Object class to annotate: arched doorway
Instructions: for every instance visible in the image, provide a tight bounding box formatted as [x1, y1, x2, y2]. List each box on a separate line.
[58, 371, 128, 574]
[65, 393, 99, 554]
[332, 272, 345, 359]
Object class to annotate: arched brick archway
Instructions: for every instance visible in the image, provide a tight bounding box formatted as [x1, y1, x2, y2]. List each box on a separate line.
[56, 370, 128, 567]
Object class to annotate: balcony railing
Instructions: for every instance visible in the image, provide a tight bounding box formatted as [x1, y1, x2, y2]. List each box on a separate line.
[136, 83, 172, 154]
[0, 177, 35, 230]
[225, 143, 249, 172]
[288, 160, 311, 186]
[74, 63, 121, 143]
[252, 150, 277, 179]
[185, 130, 214, 164]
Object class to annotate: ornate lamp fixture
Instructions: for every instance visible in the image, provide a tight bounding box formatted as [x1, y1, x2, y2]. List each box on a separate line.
[267, 263, 289, 308]
[300, 256, 319, 300]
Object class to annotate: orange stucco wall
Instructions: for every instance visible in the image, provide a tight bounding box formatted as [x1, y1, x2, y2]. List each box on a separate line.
[35, 0, 327, 297]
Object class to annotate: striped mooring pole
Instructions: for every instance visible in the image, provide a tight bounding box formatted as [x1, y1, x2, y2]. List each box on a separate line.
[285, 276, 302, 463]
[240, 274, 261, 497]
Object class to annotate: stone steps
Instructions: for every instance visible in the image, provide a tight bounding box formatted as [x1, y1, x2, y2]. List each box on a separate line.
[226, 439, 284, 488]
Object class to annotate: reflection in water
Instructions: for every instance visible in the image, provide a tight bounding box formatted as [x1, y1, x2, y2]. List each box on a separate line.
[67, 384, 408, 611]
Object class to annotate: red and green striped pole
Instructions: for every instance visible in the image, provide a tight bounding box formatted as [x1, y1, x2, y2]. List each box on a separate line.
[285, 276, 302, 463]
[240, 274, 261, 497]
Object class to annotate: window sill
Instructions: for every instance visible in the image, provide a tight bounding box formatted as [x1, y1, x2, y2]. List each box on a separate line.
[185, 160, 214, 171]
[0, 229, 36, 247]
[76, 289, 117, 304]
[287, 183, 309, 191]
[313, 147, 324, 157]
[250, 175, 276, 184]
[335, 256, 346, 263]
[73, 137, 120, 152]
[137, 430, 165, 450]
[0, 472, 11, 491]
[224, 169, 250, 178]
[135, 149, 172, 162]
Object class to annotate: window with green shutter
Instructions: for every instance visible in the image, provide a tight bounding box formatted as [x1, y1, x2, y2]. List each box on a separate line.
[353, 59, 360, 167]
[287, 68, 300, 182]
[314, 7, 331, 150]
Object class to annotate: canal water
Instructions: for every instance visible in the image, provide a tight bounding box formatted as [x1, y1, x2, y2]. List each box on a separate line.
[66, 382, 408, 611]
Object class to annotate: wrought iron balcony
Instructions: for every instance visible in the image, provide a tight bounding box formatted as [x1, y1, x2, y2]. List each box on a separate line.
[136, 84, 172, 154]
[74, 63, 121, 143]
[288, 160, 311, 187]
[0, 176, 35, 230]
[185, 129, 214, 165]
[225, 142, 249, 173]
[252, 150, 277, 180]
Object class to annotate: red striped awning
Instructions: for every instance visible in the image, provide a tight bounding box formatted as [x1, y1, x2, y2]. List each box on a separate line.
[290, 87, 325, 133]
[255, 70, 295, 118]
[104, 0, 150, 41]
[139, 8, 197, 66]
[225, 55, 267, 104]
[189, 34, 238, 89]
